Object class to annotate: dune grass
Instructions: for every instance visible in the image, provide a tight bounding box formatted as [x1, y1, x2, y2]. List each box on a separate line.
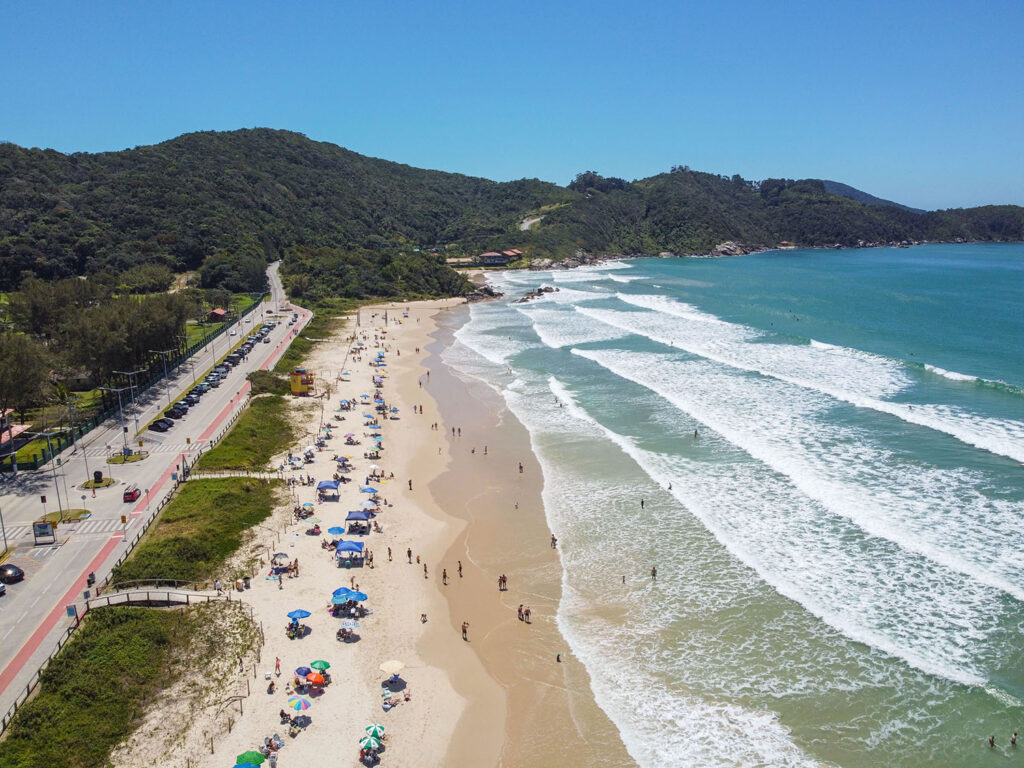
[193, 395, 294, 472]
[109, 477, 279, 585]
[0, 607, 180, 768]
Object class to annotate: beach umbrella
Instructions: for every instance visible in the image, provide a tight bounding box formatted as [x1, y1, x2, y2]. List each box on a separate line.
[359, 500, 376, 509]
[339, 618, 360, 629]
[347, 590, 368, 602]
[368, 425, 381, 430]
[287, 696, 312, 711]
[360, 394, 370, 399]
[344, 433, 355, 437]
[368, 464, 381, 470]
[374, 398, 384, 403]
[359, 736, 380, 750]
[306, 672, 325, 685]
[310, 660, 331, 671]
[327, 526, 345, 535]
[236, 751, 265, 765]
[378, 660, 404, 676]
[287, 609, 311, 620]
[294, 666, 312, 677]
[302, 502, 315, 510]
[365, 723, 385, 738]
[360, 487, 378, 493]
[332, 586, 351, 596]
[390, 407, 399, 412]
[272, 552, 289, 560]
[235, 763, 261, 768]
[330, 594, 350, 605]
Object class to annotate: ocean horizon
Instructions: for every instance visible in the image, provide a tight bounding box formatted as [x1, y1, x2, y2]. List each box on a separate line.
[443, 243, 1024, 767]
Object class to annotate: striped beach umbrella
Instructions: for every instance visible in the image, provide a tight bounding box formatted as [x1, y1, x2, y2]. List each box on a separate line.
[359, 736, 380, 750]
[287, 696, 312, 711]
[365, 723, 385, 738]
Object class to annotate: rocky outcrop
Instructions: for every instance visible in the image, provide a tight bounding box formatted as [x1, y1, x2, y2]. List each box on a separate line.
[516, 285, 559, 303]
[465, 284, 504, 303]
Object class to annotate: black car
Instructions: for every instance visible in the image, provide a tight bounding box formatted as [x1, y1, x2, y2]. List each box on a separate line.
[0, 564, 25, 584]
[157, 418, 175, 429]
[148, 421, 169, 433]
[164, 409, 184, 420]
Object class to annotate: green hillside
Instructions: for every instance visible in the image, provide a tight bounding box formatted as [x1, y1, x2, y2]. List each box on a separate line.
[1, 129, 1022, 295]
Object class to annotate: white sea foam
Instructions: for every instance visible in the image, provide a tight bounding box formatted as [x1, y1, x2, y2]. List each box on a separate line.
[564, 351, 1019, 686]
[585, 298, 1024, 463]
[608, 273, 640, 283]
[924, 363, 980, 383]
[514, 305, 628, 349]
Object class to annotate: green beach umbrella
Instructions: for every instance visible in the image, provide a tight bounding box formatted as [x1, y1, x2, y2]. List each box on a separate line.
[310, 660, 331, 671]
[365, 723, 385, 738]
[359, 736, 380, 750]
[236, 751, 265, 765]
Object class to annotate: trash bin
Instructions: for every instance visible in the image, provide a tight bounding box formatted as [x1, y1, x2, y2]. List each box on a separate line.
[243, 576, 251, 589]
[93, 470, 103, 484]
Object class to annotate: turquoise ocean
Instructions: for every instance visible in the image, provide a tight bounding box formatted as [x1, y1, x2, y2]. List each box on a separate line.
[442, 244, 1024, 767]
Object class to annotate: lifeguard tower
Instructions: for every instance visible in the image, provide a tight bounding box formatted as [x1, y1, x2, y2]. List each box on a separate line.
[290, 368, 316, 396]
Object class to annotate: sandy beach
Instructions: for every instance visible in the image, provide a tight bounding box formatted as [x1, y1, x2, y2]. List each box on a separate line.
[135, 297, 631, 768]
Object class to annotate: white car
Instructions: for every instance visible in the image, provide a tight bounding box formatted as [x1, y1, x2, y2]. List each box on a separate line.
[230, 329, 237, 336]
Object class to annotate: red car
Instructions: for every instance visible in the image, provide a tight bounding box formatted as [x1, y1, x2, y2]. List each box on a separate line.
[123, 486, 142, 503]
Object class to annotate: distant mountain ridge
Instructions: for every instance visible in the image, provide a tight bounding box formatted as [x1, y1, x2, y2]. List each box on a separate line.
[820, 180, 925, 213]
[0, 128, 1021, 294]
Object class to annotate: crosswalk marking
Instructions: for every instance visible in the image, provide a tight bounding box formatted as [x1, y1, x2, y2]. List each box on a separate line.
[3, 517, 133, 540]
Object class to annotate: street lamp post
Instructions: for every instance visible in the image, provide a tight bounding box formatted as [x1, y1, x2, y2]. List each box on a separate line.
[0, 505, 8, 555]
[150, 349, 175, 407]
[113, 368, 146, 415]
[99, 386, 130, 453]
[24, 430, 65, 521]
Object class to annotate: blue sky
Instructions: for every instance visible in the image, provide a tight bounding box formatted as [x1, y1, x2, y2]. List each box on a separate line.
[1, 0, 1022, 209]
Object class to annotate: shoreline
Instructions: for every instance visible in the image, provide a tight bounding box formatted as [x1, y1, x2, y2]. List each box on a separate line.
[423, 305, 634, 767]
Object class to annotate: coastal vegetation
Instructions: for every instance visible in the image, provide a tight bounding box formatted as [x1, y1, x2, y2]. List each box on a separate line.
[109, 477, 279, 585]
[0, 607, 182, 768]
[3, 129, 1022, 298]
[192, 395, 295, 472]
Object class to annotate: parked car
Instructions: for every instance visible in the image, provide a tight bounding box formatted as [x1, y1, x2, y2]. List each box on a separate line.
[164, 409, 184, 420]
[185, 394, 201, 406]
[157, 418, 175, 430]
[207, 377, 221, 388]
[263, 337, 272, 344]
[148, 421, 169, 433]
[123, 485, 142, 503]
[0, 564, 25, 584]
[0, 582, 6, 597]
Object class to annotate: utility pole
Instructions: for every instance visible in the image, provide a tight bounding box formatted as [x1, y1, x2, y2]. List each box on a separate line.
[113, 368, 146, 414]
[99, 386, 130, 453]
[0, 505, 8, 555]
[150, 349, 175, 407]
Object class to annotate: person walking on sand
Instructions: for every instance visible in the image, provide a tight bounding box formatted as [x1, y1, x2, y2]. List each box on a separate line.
[442, 569, 448, 585]
[388, 546, 392, 562]
[275, 657, 281, 676]
[651, 565, 657, 580]
[461, 621, 469, 641]
[524, 607, 532, 623]
[238, 656, 244, 674]
[278, 573, 283, 590]
[458, 560, 463, 578]
[407, 547, 413, 564]
[518, 604, 524, 621]
[424, 563, 428, 579]
[215, 579, 223, 596]
[550, 534, 558, 548]
[408, 479, 413, 490]
[519, 462, 523, 474]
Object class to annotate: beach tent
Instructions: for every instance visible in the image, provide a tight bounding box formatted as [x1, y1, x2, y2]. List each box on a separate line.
[346, 510, 372, 522]
[336, 540, 365, 553]
[317, 480, 340, 490]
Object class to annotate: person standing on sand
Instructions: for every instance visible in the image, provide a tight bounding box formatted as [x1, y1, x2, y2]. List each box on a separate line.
[388, 546, 392, 562]
[275, 657, 281, 676]
[458, 560, 463, 578]
[651, 565, 657, 580]
[442, 569, 448, 585]
[278, 573, 283, 590]
[524, 607, 532, 623]
[407, 548, 413, 563]
[461, 621, 469, 641]
[424, 563, 428, 579]
[408, 479, 413, 490]
[519, 462, 523, 474]
[550, 534, 557, 548]
[518, 604, 524, 621]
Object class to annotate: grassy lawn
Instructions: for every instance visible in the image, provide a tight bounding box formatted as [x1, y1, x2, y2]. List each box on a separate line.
[247, 370, 291, 396]
[193, 395, 294, 471]
[0, 607, 181, 768]
[107, 452, 147, 464]
[109, 477, 279, 585]
[42, 508, 91, 523]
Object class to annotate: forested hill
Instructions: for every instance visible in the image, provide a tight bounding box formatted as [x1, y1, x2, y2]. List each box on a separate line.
[1, 129, 1022, 294]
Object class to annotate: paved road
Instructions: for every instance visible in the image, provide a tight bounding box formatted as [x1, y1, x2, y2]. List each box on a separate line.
[0, 261, 310, 718]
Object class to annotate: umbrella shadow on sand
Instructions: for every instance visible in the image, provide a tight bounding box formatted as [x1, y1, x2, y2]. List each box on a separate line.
[381, 677, 407, 693]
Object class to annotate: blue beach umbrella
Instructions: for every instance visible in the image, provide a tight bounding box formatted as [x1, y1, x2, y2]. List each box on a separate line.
[347, 591, 368, 602]
[360, 487, 378, 493]
[327, 526, 345, 535]
[330, 594, 350, 604]
[294, 666, 312, 677]
[390, 407, 399, 412]
[332, 587, 352, 597]
[287, 609, 311, 620]
[368, 425, 381, 430]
